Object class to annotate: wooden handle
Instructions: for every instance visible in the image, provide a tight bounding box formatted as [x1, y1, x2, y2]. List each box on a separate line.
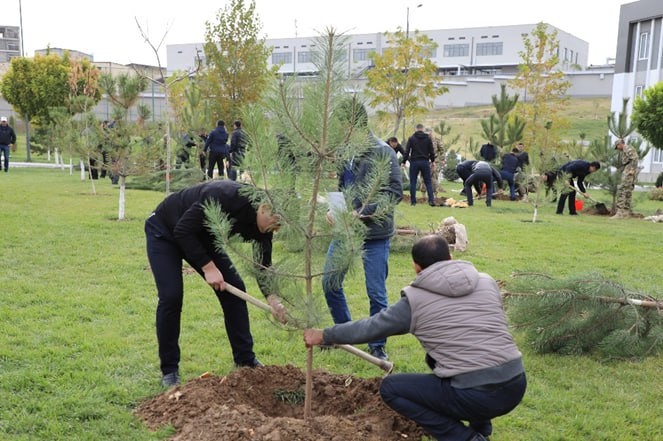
[224, 283, 394, 373]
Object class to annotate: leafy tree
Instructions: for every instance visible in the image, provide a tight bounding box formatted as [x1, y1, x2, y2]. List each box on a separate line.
[0, 54, 69, 160]
[632, 82, 663, 149]
[510, 22, 571, 154]
[202, 0, 274, 122]
[365, 29, 446, 137]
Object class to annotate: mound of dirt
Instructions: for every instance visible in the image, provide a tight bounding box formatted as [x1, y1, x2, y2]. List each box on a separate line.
[135, 364, 425, 441]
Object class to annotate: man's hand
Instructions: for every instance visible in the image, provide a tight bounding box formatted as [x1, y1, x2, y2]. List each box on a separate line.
[303, 329, 324, 347]
[202, 261, 225, 292]
[267, 294, 288, 324]
[583, 193, 590, 199]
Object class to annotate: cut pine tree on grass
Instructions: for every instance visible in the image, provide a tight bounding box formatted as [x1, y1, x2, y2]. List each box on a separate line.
[502, 272, 663, 360]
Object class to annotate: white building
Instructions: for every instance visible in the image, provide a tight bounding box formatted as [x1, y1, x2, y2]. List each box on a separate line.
[168, 23, 589, 77]
[611, 0, 663, 181]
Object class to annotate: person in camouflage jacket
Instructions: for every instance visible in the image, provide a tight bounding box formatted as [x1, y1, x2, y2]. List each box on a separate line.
[612, 138, 639, 219]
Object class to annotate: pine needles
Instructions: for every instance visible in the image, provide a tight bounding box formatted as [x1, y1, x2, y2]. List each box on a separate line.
[504, 272, 663, 360]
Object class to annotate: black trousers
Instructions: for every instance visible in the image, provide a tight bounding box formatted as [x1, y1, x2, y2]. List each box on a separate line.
[207, 151, 229, 179]
[145, 220, 255, 375]
[557, 178, 577, 214]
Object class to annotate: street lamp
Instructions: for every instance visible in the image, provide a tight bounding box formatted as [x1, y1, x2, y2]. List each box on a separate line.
[406, 3, 423, 39]
[402, 3, 423, 140]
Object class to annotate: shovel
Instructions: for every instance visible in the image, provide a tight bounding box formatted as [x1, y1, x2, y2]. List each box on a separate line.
[567, 184, 609, 214]
[224, 283, 394, 374]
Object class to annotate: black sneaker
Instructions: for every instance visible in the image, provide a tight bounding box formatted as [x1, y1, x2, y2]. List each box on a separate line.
[161, 371, 180, 387]
[234, 358, 264, 369]
[369, 346, 388, 360]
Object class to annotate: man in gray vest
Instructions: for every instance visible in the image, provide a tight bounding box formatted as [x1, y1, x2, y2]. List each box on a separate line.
[305, 234, 526, 441]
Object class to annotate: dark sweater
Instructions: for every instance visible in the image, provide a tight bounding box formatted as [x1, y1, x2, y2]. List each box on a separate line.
[146, 180, 273, 296]
[404, 131, 435, 162]
[559, 160, 593, 193]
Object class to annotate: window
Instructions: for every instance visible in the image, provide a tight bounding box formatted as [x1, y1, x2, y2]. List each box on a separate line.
[297, 51, 311, 63]
[272, 52, 292, 65]
[638, 32, 649, 59]
[476, 42, 503, 56]
[443, 44, 469, 57]
[353, 48, 375, 62]
[653, 148, 663, 163]
[635, 85, 644, 98]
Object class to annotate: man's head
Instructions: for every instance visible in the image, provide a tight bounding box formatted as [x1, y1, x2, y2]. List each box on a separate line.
[387, 137, 399, 148]
[217, 120, 225, 127]
[511, 147, 520, 154]
[415, 123, 424, 132]
[614, 139, 625, 150]
[256, 204, 282, 234]
[411, 234, 451, 273]
[0, 116, 7, 125]
[517, 142, 524, 151]
[234, 120, 241, 129]
[588, 161, 601, 173]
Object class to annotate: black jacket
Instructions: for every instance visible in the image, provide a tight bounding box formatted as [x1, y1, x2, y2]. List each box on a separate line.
[146, 180, 273, 296]
[501, 153, 520, 174]
[404, 131, 435, 162]
[0, 124, 16, 146]
[559, 160, 593, 193]
[230, 128, 247, 165]
[337, 135, 403, 241]
[204, 125, 229, 154]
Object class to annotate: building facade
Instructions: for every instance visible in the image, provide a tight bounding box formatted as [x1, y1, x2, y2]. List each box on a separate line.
[0, 25, 21, 62]
[612, 0, 663, 181]
[167, 23, 589, 77]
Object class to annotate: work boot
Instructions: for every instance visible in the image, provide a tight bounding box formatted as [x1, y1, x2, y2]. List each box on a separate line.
[610, 209, 628, 219]
[369, 345, 388, 360]
[161, 371, 181, 387]
[234, 358, 264, 369]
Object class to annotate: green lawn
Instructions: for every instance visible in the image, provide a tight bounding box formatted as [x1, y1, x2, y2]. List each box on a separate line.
[1, 168, 662, 440]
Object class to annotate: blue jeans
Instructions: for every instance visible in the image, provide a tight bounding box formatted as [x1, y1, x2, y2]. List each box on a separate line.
[409, 160, 434, 204]
[0, 145, 9, 171]
[380, 372, 527, 441]
[500, 170, 516, 200]
[322, 238, 390, 349]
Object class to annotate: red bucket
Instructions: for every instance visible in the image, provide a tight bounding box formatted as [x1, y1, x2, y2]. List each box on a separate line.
[575, 200, 584, 211]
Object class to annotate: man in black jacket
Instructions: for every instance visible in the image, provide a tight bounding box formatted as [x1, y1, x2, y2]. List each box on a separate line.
[204, 120, 230, 179]
[555, 160, 601, 215]
[465, 161, 503, 207]
[404, 124, 436, 206]
[0, 116, 17, 172]
[145, 180, 286, 387]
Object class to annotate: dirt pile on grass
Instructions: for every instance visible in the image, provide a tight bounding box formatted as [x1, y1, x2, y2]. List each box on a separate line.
[135, 364, 424, 441]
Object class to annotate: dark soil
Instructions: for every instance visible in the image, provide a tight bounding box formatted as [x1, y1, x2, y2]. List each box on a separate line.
[135, 364, 425, 441]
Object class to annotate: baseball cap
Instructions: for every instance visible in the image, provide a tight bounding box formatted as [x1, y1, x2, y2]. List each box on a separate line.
[0, 116, 7, 122]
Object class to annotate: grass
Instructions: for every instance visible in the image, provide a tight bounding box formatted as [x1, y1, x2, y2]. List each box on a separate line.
[1, 167, 662, 440]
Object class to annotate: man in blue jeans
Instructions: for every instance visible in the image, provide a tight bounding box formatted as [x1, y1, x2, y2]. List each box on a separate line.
[306, 235, 526, 441]
[404, 123, 436, 206]
[0, 116, 16, 172]
[322, 100, 402, 361]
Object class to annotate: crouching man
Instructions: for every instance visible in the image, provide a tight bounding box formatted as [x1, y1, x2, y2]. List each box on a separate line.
[304, 235, 526, 441]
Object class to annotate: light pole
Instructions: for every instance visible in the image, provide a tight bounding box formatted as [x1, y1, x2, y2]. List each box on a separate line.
[402, 3, 423, 141]
[405, 3, 423, 39]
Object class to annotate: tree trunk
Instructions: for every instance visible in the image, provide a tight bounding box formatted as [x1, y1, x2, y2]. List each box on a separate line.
[304, 347, 313, 419]
[118, 175, 126, 220]
[80, 159, 86, 181]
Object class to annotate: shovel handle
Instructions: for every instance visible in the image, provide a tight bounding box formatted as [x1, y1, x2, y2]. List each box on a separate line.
[224, 283, 394, 373]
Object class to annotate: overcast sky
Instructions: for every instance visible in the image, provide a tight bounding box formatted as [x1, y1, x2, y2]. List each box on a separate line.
[5, 0, 630, 67]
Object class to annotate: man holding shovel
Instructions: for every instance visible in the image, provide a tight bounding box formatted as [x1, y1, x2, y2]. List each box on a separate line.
[305, 235, 526, 441]
[145, 180, 286, 387]
[554, 160, 601, 215]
